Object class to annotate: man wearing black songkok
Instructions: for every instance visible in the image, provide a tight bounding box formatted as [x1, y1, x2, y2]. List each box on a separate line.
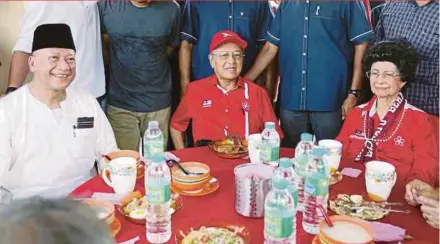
[0, 24, 118, 199]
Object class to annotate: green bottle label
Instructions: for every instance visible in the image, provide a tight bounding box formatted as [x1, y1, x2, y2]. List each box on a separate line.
[264, 214, 294, 238]
[260, 145, 280, 162]
[305, 174, 329, 196]
[146, 183, 171, 204]
[145, 141, 163, 159]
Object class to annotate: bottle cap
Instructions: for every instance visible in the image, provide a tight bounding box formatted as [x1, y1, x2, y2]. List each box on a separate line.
[272, 179, 288, 190]
[279, 157, 293, 168]
[150, 153, 165, 163]
[148, 121, 159, 129]
[312, 147, 326, 157]
[300, 133, 313, 142]
[264, 122, 275, 129]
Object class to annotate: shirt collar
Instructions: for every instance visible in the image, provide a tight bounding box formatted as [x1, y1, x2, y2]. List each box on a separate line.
[209, 75, 245, 89]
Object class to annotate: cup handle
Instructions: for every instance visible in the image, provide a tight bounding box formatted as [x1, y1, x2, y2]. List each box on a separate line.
[101, 168, 113, 188]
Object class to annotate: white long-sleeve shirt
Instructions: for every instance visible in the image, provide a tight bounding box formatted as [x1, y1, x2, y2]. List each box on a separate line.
[14, 1, 105, 97]
[0, 86, 117, 199]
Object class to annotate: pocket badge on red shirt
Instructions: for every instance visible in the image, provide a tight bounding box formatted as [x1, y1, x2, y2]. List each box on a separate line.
[202, 99, 212, 108]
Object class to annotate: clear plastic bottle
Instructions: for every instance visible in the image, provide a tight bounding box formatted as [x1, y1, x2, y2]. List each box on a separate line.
[302, 147, 329, 235]
[293, 133, 314, 212]
[260, 122, 280, 167]
[145, 153, 171, 243]
[264, 179, 296, 244]
[273, 158, 298, 209]
[143, 121, 164, 160]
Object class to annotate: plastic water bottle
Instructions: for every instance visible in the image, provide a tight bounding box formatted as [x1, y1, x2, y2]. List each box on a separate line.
[260, 122, 280, 167]
[302, 147, 329, 235]
[293, 133, 314, 212]
[273, 158, 298, 209]
[143, 121, 164, 160]
[145, 153, 171, 243]
[264, 179, 296, 244]
[273, 158, 298, 241]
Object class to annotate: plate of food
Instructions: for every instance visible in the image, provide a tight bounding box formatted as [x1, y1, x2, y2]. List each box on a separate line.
[118, 191, 183, 225]
[208, 138, 248, 159]
[175, 222, 251, 244]
[329, 194, 390, 220]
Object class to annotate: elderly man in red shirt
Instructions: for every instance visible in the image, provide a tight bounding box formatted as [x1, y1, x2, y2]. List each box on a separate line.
[171, 30, 282, 149]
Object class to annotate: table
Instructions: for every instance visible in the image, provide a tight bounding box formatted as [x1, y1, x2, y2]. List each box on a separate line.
[70, 147, 439, 244]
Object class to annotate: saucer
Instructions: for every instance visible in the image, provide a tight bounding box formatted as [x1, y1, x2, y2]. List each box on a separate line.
[171, 177, 219, 196]
[330, 171, 343, 185]
[109, 217, 121, 237]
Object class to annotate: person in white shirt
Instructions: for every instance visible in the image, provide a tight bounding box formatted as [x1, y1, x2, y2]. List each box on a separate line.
[6, 1, 106, 107]
[0, 24, 117, 199]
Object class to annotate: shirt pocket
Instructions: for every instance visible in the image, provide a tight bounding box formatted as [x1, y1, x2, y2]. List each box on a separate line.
[310, 4, 338, 21]
[71, 128, 95, 161]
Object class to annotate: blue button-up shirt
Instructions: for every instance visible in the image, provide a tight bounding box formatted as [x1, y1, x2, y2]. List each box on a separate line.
[181, 1, 272, 80]
[267, 1, 373, 111]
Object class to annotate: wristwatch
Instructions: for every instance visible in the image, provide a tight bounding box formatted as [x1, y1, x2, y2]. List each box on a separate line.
[348, 89, 361, 98]
[5, 87, 17, 94]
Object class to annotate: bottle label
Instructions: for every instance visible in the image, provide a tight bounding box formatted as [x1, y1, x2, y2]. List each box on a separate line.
[144, 141, 163, 159]
[146, 183, 171, 204]
[260, 145, 280, 162]
[264, 214, 294, 238]
[305, 174, 329, 196]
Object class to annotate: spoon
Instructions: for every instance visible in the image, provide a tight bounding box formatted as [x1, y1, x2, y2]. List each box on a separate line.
[167, 159, 204, 176]
[351, 206, 411, 214]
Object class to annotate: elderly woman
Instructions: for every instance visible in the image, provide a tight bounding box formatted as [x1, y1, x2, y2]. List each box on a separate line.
[336, 40, 439, 186]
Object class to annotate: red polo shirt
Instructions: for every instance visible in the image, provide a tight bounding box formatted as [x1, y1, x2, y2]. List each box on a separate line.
[171, 75, 283, 142]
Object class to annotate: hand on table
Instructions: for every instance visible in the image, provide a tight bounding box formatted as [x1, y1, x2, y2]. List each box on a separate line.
[405, 179, 436, 206]
[419, 196, 440, 229]
[164, 152, 180, 162]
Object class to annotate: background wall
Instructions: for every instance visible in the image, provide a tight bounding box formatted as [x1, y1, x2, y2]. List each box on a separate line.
[0, 2, 24, 95]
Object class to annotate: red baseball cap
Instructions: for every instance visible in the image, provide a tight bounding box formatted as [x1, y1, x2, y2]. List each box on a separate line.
[209, 30, 248, 53]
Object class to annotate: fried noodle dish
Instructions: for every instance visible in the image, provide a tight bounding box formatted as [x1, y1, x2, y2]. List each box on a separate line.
[181, 227, 244, 244]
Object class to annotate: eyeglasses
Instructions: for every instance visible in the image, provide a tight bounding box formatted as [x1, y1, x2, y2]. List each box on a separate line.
[366, 70, 400, 81]
[211, 51, 245, 61]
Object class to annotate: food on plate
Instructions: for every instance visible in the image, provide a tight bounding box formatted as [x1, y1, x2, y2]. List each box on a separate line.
[120, 191, 177, 220]
[329, 194, 389, 220]
[210, 139, 248, 154]
[181, 227, 244, 244]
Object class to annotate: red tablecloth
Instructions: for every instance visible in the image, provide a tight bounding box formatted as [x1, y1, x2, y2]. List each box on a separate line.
[70, 147, 439, 244]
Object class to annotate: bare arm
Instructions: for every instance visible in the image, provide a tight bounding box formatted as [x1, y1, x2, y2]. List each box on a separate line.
[166, 46, 175, 57]
[7, 51, 31, 89]
[170, 127, 185, 150]
[102, 34, 110, 67]
[245, 42, 278, 82]
[179, 40, 193, 98]
[351, 42, 368, 90]
[341, 42, 369, 118]
[263, 58, 278, 102]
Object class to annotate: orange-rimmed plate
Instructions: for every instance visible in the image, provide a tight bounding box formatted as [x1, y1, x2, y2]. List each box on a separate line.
[171, 177, 219, 197]
[175, 221, 251, 244]
[110, 217, 121, 237]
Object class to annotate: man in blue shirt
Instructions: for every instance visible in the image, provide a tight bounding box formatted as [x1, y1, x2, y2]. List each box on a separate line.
[246, 1, 373, 147]
[98, 0, 180, 151]
[179, 1, 273, 97]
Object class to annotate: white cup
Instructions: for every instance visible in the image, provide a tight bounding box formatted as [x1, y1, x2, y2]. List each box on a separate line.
[248, 133, 262, 164]
[318, 139, 342, 173]
[365, 161, 397, 202]
[102, 157, 137, 195]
